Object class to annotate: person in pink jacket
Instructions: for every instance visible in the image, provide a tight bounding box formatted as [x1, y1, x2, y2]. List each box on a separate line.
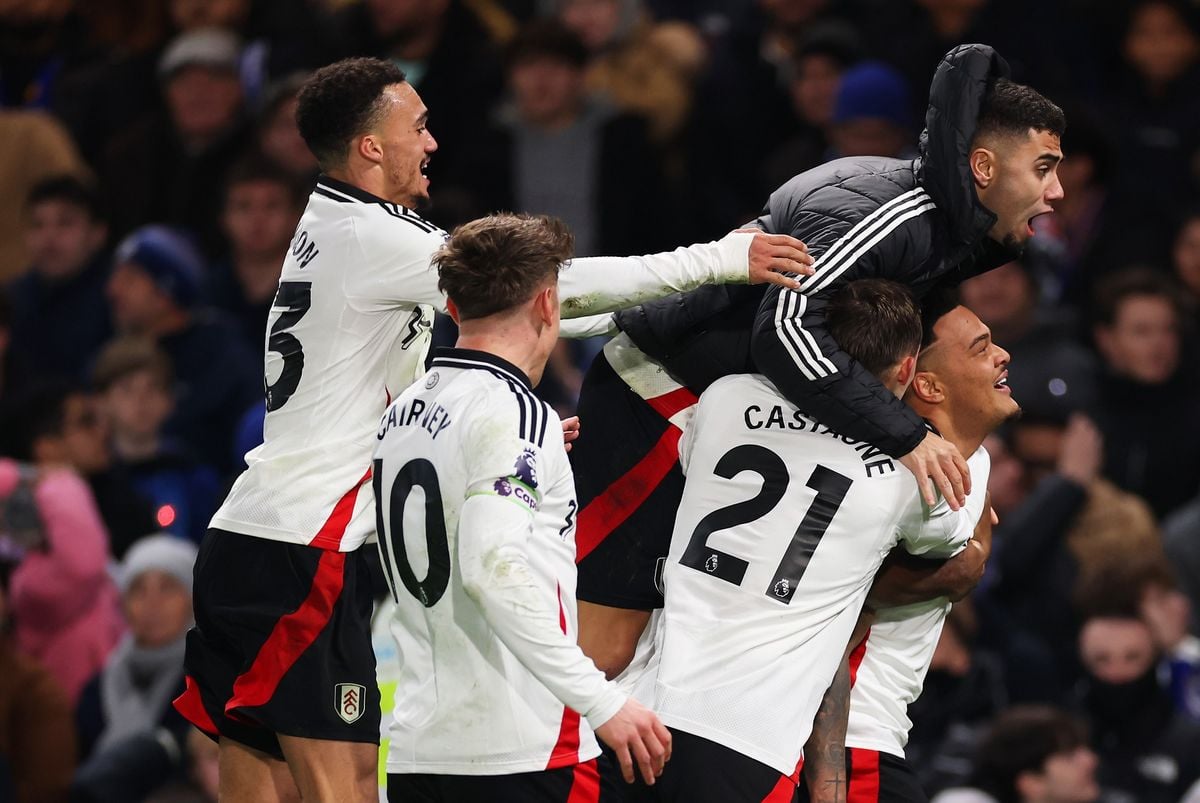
[2, 458, 124, 703]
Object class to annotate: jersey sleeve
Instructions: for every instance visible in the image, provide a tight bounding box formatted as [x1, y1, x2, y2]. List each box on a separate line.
[750, 190, 936, 458]
[558, 231, 753, 317]
[456, 396, 626, 728]
[896, 448, 992, 557]
[342, 214, 450, 312]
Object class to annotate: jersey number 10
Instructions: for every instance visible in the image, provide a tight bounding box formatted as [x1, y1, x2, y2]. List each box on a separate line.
[679, 445, 851, 604]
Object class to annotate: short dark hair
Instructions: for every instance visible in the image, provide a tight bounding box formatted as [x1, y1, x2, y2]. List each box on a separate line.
[26, 175, 104, 222]
[505, 19, 589, 70]
[974, 78, 1066, 145]
[917, 286, 962, 359]
[971, 706, 1090, 803]
[295, 58, 407, 169]
[1072, 552, 1177, 621]
[825, 279, 922, 377]
[92, 337, 174, 393]
[435, 213, 574, 321]
[1091, 266, 1184, 328]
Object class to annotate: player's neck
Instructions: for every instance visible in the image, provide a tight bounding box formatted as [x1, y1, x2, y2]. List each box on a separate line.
[455, 329, 545, 388]
[927, 416, 985, 460]
[325, 164, 395, 206]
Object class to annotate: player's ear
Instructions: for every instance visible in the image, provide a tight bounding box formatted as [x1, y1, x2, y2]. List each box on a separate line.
[536, 283, 557, 327]
[896, 354, 917, 387]
[969, 146, 995, 188]
[445, 297, 462, 325]
[356, 133, 383, 165]
[911, 369, 944, 404]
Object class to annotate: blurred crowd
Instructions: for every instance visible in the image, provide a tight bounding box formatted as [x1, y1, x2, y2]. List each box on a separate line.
[2, 0, 1200, 801]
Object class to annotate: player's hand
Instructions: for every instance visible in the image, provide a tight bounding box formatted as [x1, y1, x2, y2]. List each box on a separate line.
[561, 416, 581, 453]
[898, 431, 970, 510]
[594, 698, 672, 785]
[738, 229, 814, 290]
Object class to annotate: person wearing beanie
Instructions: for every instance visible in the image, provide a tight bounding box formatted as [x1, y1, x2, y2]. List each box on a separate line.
[106, 225, 260, 472]
[75, 534, 197, 763]
[828, 61, 917, 160]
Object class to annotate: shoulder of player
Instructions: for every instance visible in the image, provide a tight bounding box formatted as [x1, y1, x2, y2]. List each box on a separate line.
[311, 183, 446, 249]
[432, 357, 557, 449]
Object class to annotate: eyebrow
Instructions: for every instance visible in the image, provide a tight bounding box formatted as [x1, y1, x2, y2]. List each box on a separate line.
[416, 110, 429, 125]
[1036, 152, 1062, 165]
[969, 331, 991, 350]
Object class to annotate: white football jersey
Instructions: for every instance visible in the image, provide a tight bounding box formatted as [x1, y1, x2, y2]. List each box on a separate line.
[654, 375, 976, 776]
[846, 450, 991, 758]
[212, 177, 757, 551]
[376, 348, 622, 775]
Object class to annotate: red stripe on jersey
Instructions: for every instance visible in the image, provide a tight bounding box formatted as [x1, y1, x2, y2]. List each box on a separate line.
[310, 466, 373, 550]
[848, 748, 881, 803]
[173, 675, 219, 736]
[758, 756, 803, 803]
[566, 758, 601, 803]
[548, 584, 582, 768]
[848, 627, 871, 688]
[226, 550, 346, 715]
[574, 426, 683, 563]
[643, 386, 698, 421]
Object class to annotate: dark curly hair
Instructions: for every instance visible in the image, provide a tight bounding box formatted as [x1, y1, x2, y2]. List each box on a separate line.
[295, 58, 407, 169]
[974, 77, 1066, 144]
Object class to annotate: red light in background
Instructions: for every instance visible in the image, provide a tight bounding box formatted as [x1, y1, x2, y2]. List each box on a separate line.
[157, 505, 177, 528]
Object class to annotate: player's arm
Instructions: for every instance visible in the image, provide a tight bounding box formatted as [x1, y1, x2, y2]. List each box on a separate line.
[457, 417, 669, 784]
[750, 208, 969, 509]
[558, 313, 618, 339]
[870, 492, 995, 607]
[802, 611, 873, 803]
[558, 230, 813, 318]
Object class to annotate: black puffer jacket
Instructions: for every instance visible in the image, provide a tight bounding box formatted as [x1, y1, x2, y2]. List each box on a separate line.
[616, 44, 1015, 457]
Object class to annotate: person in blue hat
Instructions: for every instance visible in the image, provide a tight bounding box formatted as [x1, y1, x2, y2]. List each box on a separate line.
[106, 225, 259, 473]
[828, 61, 918, 160]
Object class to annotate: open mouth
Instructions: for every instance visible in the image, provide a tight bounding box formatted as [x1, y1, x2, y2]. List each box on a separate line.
[994, 371, 1010, 393]
[420, 159, 431, 178]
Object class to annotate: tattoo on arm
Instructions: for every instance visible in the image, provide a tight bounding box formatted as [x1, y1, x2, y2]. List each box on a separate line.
[804, 657, 851, 803]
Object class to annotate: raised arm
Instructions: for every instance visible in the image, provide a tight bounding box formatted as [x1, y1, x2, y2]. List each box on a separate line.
[558, 230, 812, 318]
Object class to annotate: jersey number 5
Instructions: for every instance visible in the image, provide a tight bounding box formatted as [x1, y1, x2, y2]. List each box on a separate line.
[265, 281, 312, 412]
[679, 444, 852, 604]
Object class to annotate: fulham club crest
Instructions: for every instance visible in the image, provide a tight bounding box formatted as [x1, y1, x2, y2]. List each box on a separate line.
[336, 683, 366, 724]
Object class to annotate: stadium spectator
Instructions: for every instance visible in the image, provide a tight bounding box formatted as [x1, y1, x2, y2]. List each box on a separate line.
[252, 74, 319, 184]
[0, 381, 156, 560]
[0, 458, 123, 704]
[826, 60, 916, 160]
[471, 20, 670, 257]
[1089, 267, 1200, 518]
[1172, 206, 1200, 307]
[6, 176, 112, 394]
[209, 160, 306, 351]
[1071, 587, 1200, 803]
[0, 110, 87, 279]
[103, 29, 252, 254]
[76, 535, 195, 762]
[106, 226, 260, 472]
[0, 557, 78, 803]
[760, 20, 864, 193]
[554, 0, 706, 147]
[930, 705, 1099, 803]
[959, 260, 1098, 419]
[92, 338, 221, 545]
[1103, 0, 1200, 274]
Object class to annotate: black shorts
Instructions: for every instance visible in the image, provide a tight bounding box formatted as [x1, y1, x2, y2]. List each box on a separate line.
[572, 352, 694, 610]
[387, 757, 622, 802]
[174, 528, 380, 760]
[654, 728, 800, 803]
[795, 748, 927, 803]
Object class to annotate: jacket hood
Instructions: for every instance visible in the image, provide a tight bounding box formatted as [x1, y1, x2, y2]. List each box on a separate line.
[918, 43, 1010, 252]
